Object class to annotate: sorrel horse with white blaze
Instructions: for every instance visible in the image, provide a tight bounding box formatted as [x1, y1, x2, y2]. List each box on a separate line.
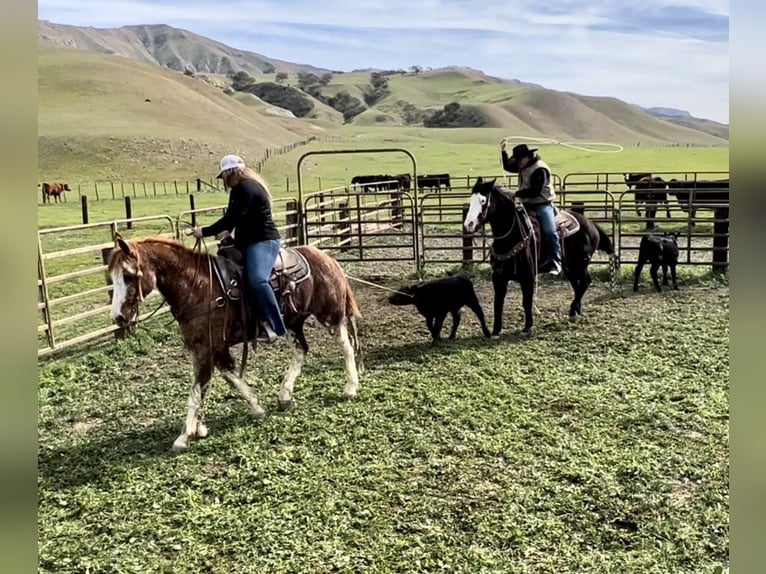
[107, 234, 363, 453]
[463, 177, 615, 336]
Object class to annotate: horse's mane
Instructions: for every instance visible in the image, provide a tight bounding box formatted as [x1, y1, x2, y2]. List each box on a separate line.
[493, 182, 516, 201]
[107, 235, 212, 274]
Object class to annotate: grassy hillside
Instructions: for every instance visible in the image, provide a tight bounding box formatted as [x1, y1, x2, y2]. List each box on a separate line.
[37, 26, 728, 184]
[38, 20, 330, 77]
[38, 44, 329, 181]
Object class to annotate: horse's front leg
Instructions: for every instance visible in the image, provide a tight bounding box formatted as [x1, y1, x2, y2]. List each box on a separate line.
[278, 325, 308, 410]
[172, 355, 213, 453]
[491, 271, 509, 337]
[520, 278, 536, 334]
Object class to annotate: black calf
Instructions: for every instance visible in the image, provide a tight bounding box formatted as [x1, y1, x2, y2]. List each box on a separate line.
[388, 274, 491, 342]
[633, 232, 680, 292]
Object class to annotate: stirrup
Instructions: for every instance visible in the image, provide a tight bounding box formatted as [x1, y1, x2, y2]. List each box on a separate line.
[255, 322, 279, 344]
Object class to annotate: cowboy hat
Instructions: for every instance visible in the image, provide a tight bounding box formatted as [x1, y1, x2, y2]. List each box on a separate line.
[509, 144, 538, 160]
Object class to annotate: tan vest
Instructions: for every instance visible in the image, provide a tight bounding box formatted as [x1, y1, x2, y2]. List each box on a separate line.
[518, 158, 555, 204]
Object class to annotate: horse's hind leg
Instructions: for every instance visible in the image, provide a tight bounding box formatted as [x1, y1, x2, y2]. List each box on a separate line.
[278, 322, 308, 410]
[336, 322, 360, 400]
[172, 354, 213, 453]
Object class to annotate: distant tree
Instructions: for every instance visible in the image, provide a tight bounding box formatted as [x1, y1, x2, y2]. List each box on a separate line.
[409, 65, 422, 74]
[297, 72, 321, 90]
[327, 90, 367, 123]
[275, 72, 288, 83]
[261, 62, 276, 74]
[424, 101, 487, 127]
[184, 67, 195, 77]
[319, 73, 334, 86]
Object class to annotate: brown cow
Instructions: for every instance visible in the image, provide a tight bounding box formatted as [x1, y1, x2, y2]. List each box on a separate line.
[41, 182, 70, 204]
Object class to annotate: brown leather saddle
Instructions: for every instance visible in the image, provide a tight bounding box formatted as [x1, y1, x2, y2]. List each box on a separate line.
[213, 241, 311, 318]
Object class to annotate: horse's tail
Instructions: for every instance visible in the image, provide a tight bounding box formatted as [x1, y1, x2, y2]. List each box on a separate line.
[344, 284, 364, 372]
[595, 223, 614, 255]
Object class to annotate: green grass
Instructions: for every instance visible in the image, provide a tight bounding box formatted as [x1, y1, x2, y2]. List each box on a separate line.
[38, 278, 729, 573]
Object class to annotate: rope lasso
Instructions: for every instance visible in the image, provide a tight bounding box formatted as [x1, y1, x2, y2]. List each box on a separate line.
[501, 135, 624, 154]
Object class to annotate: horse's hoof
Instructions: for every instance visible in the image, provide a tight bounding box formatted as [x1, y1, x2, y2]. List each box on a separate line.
[277, 398, 294, 411]
[196, 423, 209, 439]
[250, 405, 266, 420]
[521, 327, 535, 337]
[342, 391, 358, 401]
[171, 436, 189, 453]
[568, 315, 578, 323]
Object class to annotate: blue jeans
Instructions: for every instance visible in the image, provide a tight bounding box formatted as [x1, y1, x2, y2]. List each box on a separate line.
[243, 239, 288, 336]
[530, 202, 562, 263]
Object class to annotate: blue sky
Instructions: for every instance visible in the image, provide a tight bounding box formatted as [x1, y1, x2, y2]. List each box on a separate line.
[38, 0, 729, 123]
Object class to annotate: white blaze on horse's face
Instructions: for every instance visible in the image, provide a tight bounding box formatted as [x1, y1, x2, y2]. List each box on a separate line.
[464, 192, 487, 233]
[110, 262, 140, 325]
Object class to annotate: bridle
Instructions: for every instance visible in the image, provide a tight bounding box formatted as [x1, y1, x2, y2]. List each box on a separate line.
[474, 186, 535, 263]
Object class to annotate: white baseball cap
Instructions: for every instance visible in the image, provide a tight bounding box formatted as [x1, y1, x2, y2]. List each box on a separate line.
[217, 154, 245, 178]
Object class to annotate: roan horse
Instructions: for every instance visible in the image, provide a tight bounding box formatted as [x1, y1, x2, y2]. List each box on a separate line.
[463, 177, 615, 336]
[107, 234, 363, 452]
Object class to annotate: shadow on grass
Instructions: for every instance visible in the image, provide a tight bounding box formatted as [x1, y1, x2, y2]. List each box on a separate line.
[38, 410, 258, 492]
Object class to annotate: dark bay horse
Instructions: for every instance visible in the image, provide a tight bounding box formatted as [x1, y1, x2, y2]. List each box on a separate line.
[463, 177, 615, 336]
[107, 235, 363, 452]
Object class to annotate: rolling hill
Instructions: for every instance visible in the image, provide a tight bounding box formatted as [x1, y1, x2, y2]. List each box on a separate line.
[37, 20, 728, 181]
[38, 20, 331, 77]
[37, 43, 329, 181]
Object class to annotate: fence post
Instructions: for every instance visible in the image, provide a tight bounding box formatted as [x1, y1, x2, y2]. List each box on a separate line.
[712, 206, 729, 273]
[391, 190, 403, 228]
[124, 196, 133, 229]
[81, 195, 89, 224]
[356, 194, 364, 260]
[102, 247, 127, 340]
[189, 194, 196, 228]
[41, 185, 47, 204]
[338, 201, 350, 252]
[196, 178, 202, 192]
[462, 204, 473, 267]
[285, 200, 299, 246]
[318, 192, 326, 225]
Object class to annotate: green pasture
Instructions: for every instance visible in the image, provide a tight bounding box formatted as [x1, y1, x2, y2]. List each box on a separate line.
[38, 127, 728, 230]
[38, 277, 729, 573]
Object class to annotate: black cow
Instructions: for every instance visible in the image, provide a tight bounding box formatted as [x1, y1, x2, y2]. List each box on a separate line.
[633, 232, 680, 292]
[666, 179, 729, 222]
[351, 174, 400, 192]
[416, 173, 451, 191]
[624, 173, 670, 226]
[388, 274, 490, 342]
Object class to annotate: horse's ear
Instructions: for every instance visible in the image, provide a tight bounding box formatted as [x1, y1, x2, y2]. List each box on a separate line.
[476, 176, 483, 185]
[490, 178, 497, 186]
[114, 234, 131, 255]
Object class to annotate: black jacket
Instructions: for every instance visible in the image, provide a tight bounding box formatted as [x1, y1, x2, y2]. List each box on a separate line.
[201, 179, 280, 250]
